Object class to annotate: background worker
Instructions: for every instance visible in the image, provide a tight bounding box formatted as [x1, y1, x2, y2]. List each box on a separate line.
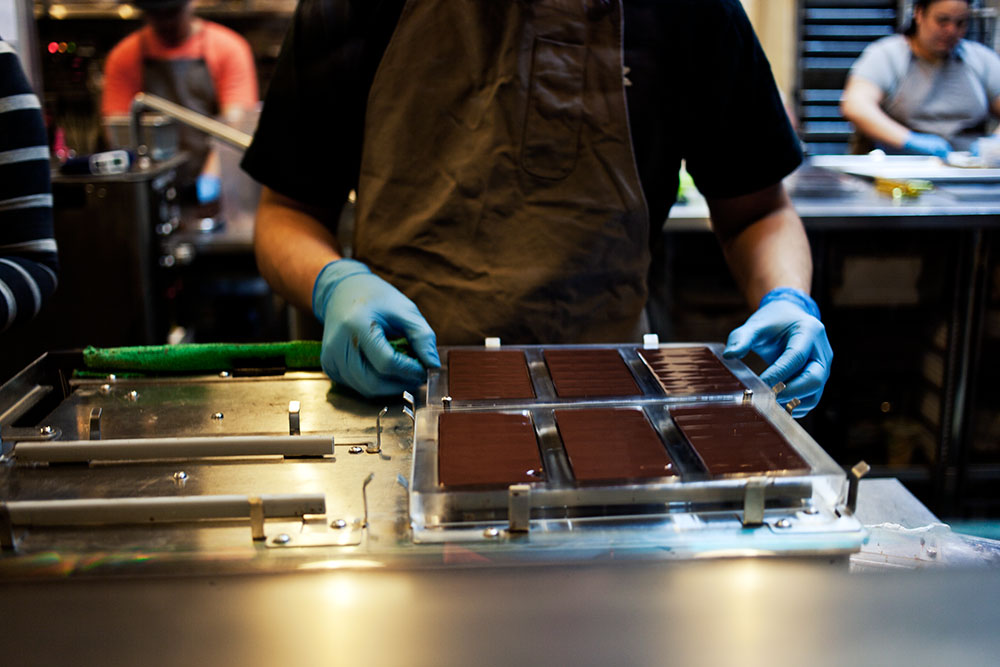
[243, 0, 833, 416]
[102, 0, 258, 203]
[841, 0, 1000, 158]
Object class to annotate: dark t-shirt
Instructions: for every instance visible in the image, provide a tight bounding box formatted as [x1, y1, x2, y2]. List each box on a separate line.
[243, 0, 802, 242]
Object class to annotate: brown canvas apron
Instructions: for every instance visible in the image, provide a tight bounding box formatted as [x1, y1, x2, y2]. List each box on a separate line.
[141, 25, 219, 185]
[353, 0, 649, 344]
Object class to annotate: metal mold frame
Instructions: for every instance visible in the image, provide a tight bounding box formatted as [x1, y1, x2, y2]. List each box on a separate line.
[411, 343, 862, 554]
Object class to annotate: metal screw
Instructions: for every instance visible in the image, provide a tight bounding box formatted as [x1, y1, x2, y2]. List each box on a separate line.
[173, 471, 188, 481]
[775, 518, 792, 529]
[272, 533, 291, 545]
[348, 446, 364, 454]
[99, 384, 112, 395]
[211, 412, 224, 420]
[126, 390, 139, 401]
[483, 527, 501, 538]
[331, 519, 348, 529]
[219, 371, 230, 378]
[39, 426, 54, 436]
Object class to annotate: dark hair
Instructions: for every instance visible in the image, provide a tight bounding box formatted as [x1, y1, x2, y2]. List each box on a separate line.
[904, 0, 972, 36]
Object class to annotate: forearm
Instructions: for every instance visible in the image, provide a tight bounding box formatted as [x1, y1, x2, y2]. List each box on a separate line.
[716, 197, 812, 308]
[253, 186, 343, 313]
[841, 79, 910, 148]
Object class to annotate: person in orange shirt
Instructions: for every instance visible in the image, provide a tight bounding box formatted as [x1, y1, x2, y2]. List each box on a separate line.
[102, 0, 258, 203]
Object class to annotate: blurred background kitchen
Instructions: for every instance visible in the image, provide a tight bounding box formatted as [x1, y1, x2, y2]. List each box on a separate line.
[2, 0, 999, 526]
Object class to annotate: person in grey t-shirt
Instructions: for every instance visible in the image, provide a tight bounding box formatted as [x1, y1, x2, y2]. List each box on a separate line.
[841, 0, 1000, 157]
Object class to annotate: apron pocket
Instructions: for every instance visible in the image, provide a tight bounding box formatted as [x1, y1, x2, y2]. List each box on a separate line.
[521, 37, 586, 180]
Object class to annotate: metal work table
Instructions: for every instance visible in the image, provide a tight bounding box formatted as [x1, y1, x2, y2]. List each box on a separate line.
[1, 345, 999, 665]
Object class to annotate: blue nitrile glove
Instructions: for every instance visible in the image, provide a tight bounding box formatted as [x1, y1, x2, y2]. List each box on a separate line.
[312, 258, 440, 398]
[903, 132, 952, 160]
[196, 173, 222, 204]
[723, 287, 832, 418]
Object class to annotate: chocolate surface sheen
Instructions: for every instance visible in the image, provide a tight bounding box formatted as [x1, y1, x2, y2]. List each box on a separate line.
[638, 346, 743, 395]
[544, 348, 641, 398]
[670, 405, 809, 475]
[555, 408, 677, 483]
[448, 349, 535, 400]
[438, 412, 544, 487]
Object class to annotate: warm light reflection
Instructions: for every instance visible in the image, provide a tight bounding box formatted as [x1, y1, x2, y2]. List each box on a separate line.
[118, 5, 136, 19]
[297, 559, 384, 571]
[49, 5, 67, 19]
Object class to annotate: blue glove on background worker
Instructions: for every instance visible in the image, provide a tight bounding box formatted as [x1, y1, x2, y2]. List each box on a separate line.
[903, 132, 952, 159]
[312, 258, 440, 398]
[724, 287, 832, 418]
[196, 173, 222, 204]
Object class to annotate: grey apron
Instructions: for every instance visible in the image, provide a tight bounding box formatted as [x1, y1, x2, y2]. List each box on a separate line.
[141, 26, 218, 185]
[354, 0, 649, 345]
[884, 47, 989, 152]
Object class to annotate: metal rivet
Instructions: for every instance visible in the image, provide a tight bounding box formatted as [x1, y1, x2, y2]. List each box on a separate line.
[775, 518, 792, 529]
[272, 533, 291, 545]
[211, 412, 224, 420]
[348, 446, 364, 454]
[99, 384, 112, 395]
[173, 471, 187, 480]
[39, 425, 54, 435]
[219, 371, 230, 378]
[803, 507, 819, 515]
[483, 527, 500, 538]
[331, 519, 347, 529]
[126, 390, 139, 401]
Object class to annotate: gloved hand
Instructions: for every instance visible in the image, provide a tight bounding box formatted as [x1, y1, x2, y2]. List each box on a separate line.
[196, 173, 222, 204]
[723, 287, 832, 418]
[903, 132, 952, 160]
[313, 258, 439, 398]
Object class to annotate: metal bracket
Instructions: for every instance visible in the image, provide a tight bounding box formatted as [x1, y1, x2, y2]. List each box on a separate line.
[847, 460, 870, 514]
[362, 472, 375, 528]
[288, 401, 301, 436]
[742, 477, 766, 527]
[2, 425, 62, 445]
[249, 496, 265, 541]
[89, 408, 102, 441]
[508, 484, 531, 533]
[402, 392, 415, 423]
[368, 407, 387, 454]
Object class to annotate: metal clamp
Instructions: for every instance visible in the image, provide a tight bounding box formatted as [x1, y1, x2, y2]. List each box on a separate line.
[508, 484, 531, 533]
[742, 477, 766, 527]
[847, 460, 870, 514]
[288, 401, 301, 436]
[249, 496, 265, 541]
[402, 392, 415, 423]
[89, 408, 102, 441]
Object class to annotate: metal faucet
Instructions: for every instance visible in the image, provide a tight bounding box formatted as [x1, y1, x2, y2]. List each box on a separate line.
[129, 92, 252, 154]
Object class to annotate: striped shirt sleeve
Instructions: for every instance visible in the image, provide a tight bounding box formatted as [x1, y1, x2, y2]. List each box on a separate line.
[1, 38, 58, 333]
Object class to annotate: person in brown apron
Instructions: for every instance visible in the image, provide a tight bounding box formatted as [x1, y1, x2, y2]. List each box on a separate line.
[246, 0, 832, 416]
[842, 0, 1000, 157]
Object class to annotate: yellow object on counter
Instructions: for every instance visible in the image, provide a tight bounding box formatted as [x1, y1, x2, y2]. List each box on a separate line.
[874, 177, 934, 200]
